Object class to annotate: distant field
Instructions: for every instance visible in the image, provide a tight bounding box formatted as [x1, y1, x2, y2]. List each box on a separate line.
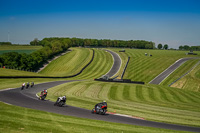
[47, 80, 200, 127]
[0, 45, 42, 55]
[110, 49, 200, 83]
[0, 45, 42, 50]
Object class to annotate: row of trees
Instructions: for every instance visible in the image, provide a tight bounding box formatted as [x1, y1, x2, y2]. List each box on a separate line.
[0, 42, 12, 45]
[31, 37, 156, 49]
[157, 44, 169, 50]
[179, 45, 200, 51]
[0, 38, 71, 71]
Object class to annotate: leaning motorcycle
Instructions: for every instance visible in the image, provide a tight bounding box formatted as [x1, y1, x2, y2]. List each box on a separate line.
[91, 104, 107, 115]
[39, 92, 47, 100]
[54, 99, 66, 107]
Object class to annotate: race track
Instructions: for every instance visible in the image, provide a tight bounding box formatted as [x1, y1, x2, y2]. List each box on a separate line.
[0, 81, 200, 132]
[149, 57, 199, 84]
[0, 50, 200, 132]
[104, 49, 121, 77]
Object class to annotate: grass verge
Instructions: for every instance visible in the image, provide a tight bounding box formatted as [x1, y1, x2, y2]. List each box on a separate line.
[0, 102, 188, 133]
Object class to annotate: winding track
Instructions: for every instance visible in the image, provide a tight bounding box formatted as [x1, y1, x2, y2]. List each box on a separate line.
[104, 49, 122, 77]
[0, 50, 200, 132]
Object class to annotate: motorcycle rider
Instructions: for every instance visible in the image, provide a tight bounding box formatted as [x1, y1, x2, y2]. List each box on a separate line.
[31, 82, 34, 87]
[26, 82, 30, 89]
[21, 82, 25, 90]
[40, 89, 47, 96]
[56, 95, 66, 104]
[95, 100, 107, 113]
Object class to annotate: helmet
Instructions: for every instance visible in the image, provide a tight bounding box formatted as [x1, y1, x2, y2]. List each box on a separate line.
[103, 100, 106, 103]
[63, 96, 66, 99]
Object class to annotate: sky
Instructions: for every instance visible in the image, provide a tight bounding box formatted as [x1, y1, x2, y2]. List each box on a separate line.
[0, 0, 200, 48]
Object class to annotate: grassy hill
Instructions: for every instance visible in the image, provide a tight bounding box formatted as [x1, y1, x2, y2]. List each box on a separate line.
[1, 47, 200, 132]
[171, 62, 200, 92]
[70, 48, 113, 79]
[110, 49, 200, 83]
[46, 80, 200, 127]
[39, 48, 93, 76]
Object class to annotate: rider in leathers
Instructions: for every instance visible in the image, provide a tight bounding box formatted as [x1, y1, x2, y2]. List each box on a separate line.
[95, 101, 107, 113]
[56, 96, 66, 104]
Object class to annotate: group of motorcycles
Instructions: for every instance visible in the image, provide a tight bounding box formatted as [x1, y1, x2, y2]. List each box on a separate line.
[22, 83, 107, 115]
[21, 82, 34, 90]
[38, 90, 107, 114]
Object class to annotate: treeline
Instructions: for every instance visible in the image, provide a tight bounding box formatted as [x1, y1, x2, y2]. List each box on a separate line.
[0, 42, 12, 45]
[31, 37, 155, 49]
[0, 38, 71, 71]
[179, 45, 200, 51]
[0, 37, 155, 71]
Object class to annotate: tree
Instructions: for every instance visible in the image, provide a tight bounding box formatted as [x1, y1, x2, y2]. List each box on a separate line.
[30, 38, 39, 46]
[163, 44, 168, 50]
[179, 45, 183, 50]
[158, 44, 163, 49]
[183, 45, 190, 50]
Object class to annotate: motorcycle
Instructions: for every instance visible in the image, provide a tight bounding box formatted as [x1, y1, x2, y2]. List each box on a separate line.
[91, 103, 107, 115]
[39, 92, 47, 100]
[54, 97, 66, 107]
[54, 99, 66, 107]
[31, 82, 34, 88]
[21, 86, 25, 90]
[26, 84, 29, 89]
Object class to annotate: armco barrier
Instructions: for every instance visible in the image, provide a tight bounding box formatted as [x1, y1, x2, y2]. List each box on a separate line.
[0, 49, 95, 79]
[94, 78, 144, 85]
[121, 56, 130, 79]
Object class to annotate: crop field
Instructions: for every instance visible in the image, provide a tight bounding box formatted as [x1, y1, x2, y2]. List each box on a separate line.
[0, 45, 42, 55]
[110, 49, 200, 83]
[0, 45, 42, 50]
[46, 80, 200, 127]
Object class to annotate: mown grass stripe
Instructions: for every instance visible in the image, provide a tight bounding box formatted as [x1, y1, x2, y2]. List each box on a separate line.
[136, 85, 145, 101]
[123, 85, 130, 100]
[109, 85, 117, 100]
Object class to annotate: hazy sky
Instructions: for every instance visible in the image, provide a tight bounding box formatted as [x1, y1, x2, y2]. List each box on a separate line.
[0, 0, 200, 48]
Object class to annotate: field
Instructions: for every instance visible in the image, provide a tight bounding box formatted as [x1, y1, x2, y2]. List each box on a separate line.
[110, 49, 200, 83]
[161, 59, 200, 88]
[0, 45, 42, 55]
[39, 48, 93, 76]
[46, 80, 200, 127]
[171, 63, 200, 92]
[0, 102, 186, 133]
[0, 47, 200, 132]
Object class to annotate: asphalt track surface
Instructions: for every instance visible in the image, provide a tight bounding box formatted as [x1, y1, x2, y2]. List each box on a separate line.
[104, 50, 121, 77]
[149, 57, 199, 84]
[0, 50, 200, 132]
